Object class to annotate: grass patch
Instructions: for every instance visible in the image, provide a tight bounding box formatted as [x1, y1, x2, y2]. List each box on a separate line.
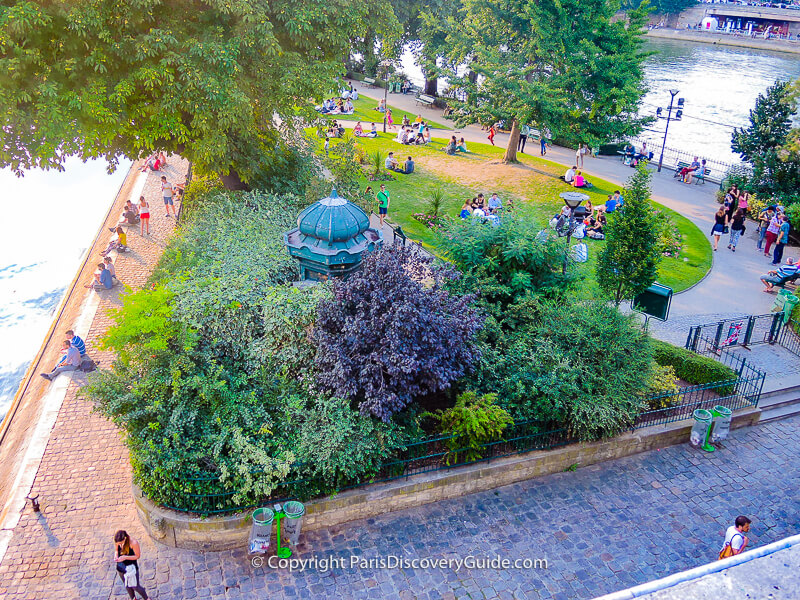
[323, 95, 446, 129]
[324, 133, 712, 293]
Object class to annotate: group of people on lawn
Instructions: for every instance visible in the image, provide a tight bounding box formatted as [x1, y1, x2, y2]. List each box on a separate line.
[562, 165, 591, 189]
[460, 193, 504, 225]
[384, 152, 415, 175]
[316, 84, 359, 115]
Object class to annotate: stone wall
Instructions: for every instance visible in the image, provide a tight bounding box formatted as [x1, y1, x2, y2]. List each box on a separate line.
[135, 407, 761, 551]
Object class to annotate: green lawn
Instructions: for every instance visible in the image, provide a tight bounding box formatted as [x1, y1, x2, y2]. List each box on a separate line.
[326, 133, 712, 293]
[323, 95, 446, 129]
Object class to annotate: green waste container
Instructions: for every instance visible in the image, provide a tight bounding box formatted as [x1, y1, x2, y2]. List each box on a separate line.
[248, 507, 274, 554]
[710, 405, 733, 443]
[281, 501, 306, 546]
[781, 293, 799, 324]
[690, 409, 715, 452]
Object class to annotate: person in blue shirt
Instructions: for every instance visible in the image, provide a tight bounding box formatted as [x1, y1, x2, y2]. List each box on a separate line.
[605, 190, 623, 213]
[66, 330, 87, 356]
[403, 156, 415, 174]
[488, 193, 502, 212]
[86, 263, 114, 290]
[772, 214, 791, 265]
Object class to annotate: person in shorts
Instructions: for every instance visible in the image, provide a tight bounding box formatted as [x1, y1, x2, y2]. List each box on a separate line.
[161, 176, 175, 218]
[377, 184, 390, 227]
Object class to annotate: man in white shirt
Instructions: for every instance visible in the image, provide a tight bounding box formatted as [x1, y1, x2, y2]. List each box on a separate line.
[385, 152, 400, 172]
[721, 516, 751, 557]
[563, 166, 576, 184]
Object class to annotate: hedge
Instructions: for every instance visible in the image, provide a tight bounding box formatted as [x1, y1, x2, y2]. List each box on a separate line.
[651, 339, 737, 385]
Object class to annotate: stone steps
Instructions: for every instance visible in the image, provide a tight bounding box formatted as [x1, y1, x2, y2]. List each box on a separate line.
[759, 384, 800, 423]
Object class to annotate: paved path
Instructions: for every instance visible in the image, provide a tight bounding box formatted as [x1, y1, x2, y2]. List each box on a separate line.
[0, 158, 188, 600]
[1, 403, 798, 599]
[350, 83, 799, 321]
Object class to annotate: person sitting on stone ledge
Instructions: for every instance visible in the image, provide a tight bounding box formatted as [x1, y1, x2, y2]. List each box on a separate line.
[40, 340, 82, 381]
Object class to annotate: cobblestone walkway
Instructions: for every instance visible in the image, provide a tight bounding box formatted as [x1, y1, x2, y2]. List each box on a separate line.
[0, 158, 188, 600]
[2, 389, 798, 600]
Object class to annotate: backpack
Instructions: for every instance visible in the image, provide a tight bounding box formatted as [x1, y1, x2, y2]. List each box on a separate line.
[718, 533, 744, 560]
[80, 358, 97, 373]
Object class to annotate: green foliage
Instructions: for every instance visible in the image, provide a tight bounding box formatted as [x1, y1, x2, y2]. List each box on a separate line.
[0, 0, 398, 187]
[596, 164, 663, 306]
[442, 0, 652, 158]
[281, 395, 404, 493]
[370, 149, 385, 176]
[732, 81, 800, 205]
[438, 216, 577, 316]
[469, 300, 652, 441]
[651, 340, 738, 386]
[427, 187, 446, 217]
[433, 391, 513, 465]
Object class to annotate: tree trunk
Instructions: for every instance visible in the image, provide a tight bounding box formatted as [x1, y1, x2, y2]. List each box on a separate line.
[424, 77, 438, 96]
[503, 118, 520, 164]
[220, 170, 251, 191]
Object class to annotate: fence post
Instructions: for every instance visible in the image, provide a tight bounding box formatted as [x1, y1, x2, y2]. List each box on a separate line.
[713, 321, 724, 351]
[685, 327, 694, 350]
[742, 316, 755, 348]
[767, 312, 783, 344]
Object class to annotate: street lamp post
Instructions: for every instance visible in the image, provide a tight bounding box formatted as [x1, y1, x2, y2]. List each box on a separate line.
[657, 89, 680, 173]
[558, 192, 590, 275]
[379, 59, 393, 134]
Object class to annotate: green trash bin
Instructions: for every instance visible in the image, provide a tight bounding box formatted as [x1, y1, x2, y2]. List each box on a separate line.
[690, 409, 715, 452]
[710, 405, 733, 443]
[281, 501, 306, 546]
[781, 293, 799, 324]
[249, 507, 274, 554]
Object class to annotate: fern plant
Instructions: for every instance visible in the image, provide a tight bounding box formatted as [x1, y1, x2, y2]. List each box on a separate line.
[435, 391, 513, 465]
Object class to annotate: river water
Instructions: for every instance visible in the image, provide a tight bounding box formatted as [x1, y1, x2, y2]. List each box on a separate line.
[0, 160, 131, 420]
[1, 38, 799, 421]
[400, 37, 800, 166]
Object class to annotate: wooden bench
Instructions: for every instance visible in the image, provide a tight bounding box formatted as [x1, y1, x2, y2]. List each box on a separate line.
[775, 272, 800, 290]
[415, 94, 436, 107]
[363, 77, 377, 88]
[673, 161, 690, 178]
[693, 167, 711, 185]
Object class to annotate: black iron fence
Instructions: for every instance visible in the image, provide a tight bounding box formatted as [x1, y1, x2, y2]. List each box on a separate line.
[686, 313, 799, 358]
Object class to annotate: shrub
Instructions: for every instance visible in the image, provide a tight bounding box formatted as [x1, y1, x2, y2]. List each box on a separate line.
[469, 300, 652, 441]
[437, 215, 577, 313]
[432, 391, 513, 465]
[314, 244, 484, 421]
[651, 339, 737, 385]
[645, 364, 680, 410]
[427, 187, 446, 217]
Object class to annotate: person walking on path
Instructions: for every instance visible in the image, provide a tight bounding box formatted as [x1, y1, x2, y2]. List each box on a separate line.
[40, 340, 81, 381]
[377, 184, 390, 228]
[487, 123, 496, 146]
[161, 176, 176, 218]
[727, 208, 746, 252]
[711, 205, 728, 251]
[772, 214, 791, 265]
[114, 530, 149, 600]
[757, 206, 776, 250]
[719, 516, 751, 559]
[764, 212, 782, 256]
[576, 144, 586, 169]
[540, 134, 548, 156]
[518, 123, 529, 153]
[738, 190, 750, 217]
[138, 196, 150, 235]
[386, 108, 395, 131]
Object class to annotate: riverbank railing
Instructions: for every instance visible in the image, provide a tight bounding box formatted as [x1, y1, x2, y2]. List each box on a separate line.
[627, 135, 738, 179]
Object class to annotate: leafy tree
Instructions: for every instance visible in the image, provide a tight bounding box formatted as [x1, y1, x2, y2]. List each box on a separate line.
[731, 81, 800, 204]
[596, 164, 662, 306]
[314, 244, 484, 421]
[442, 0, 652, 163]
[0, 0, 397, 188]
[437, 216, 577, 316]
[468, 299, 653, 440]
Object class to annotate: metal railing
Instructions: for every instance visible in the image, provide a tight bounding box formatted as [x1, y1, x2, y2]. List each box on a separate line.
[626, 135, 738, 180]
[686, 312, 788, 353]
[158, 339, 764, 515]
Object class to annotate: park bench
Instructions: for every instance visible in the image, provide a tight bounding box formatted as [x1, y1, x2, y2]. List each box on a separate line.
[415, 94, 436, 107]
[363, 77, 377, 87]
[776, 272, 800, 290]
[673, 161, 690, 178]
[692, 167, 712, 185]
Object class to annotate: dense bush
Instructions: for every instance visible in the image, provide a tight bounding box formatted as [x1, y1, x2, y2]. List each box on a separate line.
[651, 340, 738, 385]
[437, 215, 577, 316]
[469, 299, 653, 441]
[315, 245, 484, 421]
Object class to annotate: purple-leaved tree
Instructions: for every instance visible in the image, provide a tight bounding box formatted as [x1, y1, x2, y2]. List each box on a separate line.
[314, 245, 484, 421]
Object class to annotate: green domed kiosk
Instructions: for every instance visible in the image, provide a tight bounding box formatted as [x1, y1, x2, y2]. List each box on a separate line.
[284, 189, 384, 281]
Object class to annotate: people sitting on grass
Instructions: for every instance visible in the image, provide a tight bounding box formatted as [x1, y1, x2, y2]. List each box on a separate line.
[402, 115, 410, 128]
[584, 200, 594, 218]
[376, 98, 386, 112]
[342, 98, 354, 114]
[101, 227, 127, 257]
[760, 257, 798, 292]
[605, 191, 623, 213]
[561, 166, 576, 183]
[486, 208, 501, 226]
[423, 127, 431, 144]
[572, 170, 587, 188]
[354, 122, 364, 136]
[403, 156, 415, 175]
[586, 213, 607, 239]
[488, 193, 502, 213]
[385, 152, 400, 172]
[456, 138, 468, 153]
[40, 339, 82, 381]
[443, 136, 457, 155]
[460, 201, 472, 219]
[475, 194, 486, 212]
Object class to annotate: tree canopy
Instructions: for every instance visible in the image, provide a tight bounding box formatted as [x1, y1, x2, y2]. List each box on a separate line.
[441, 0, 652, 162]
[0, 0, 397, 186]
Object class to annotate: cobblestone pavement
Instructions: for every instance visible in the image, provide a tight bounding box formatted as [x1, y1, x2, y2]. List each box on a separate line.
[2, 400, 798, 599]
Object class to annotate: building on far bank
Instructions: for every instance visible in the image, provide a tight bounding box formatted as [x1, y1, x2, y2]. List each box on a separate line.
[660, 4, 800, 38]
